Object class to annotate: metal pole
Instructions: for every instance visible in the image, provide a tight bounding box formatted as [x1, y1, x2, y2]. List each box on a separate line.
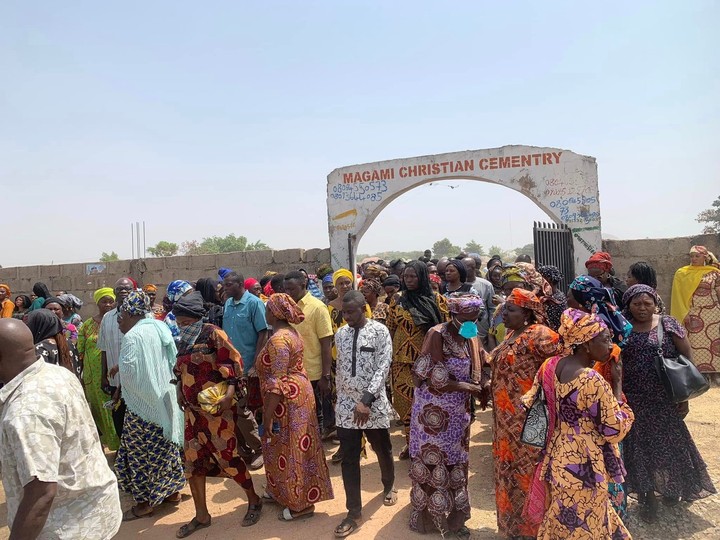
[142, 221, 146, 258]
[136, 222, 140, 260]
[131, 223, 135, 259]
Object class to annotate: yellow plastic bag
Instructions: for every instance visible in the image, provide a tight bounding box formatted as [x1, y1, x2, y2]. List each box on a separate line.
[197, 382, 236, 414]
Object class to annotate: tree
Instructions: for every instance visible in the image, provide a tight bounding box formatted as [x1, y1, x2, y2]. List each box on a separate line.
[697, 196, 720, 234]
[180, 240, 201, 255]
[488, 245, 505, 257]
[432, 238, 462, 259]
[181, 234, 271, 255]
[514, 243, 535, 258]
[147, 241, 179, 257]
[464, 240, 485, 255]
[100, 251, 119, 262]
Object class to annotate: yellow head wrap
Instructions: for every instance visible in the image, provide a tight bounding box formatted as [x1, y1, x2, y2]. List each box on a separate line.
[94, 287, 116, 304]
[332, 268, 354, 286]
[142, 284, 158, 293]
[0, 284, 10, 295]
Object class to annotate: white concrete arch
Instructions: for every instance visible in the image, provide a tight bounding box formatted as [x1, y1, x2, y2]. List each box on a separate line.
[327, 145, 602, 272]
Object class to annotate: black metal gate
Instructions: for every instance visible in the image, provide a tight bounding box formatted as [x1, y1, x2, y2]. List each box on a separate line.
[533, 222, 574, 293]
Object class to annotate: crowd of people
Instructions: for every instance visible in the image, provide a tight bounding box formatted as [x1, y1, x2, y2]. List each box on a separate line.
[0, 244, 718, 539]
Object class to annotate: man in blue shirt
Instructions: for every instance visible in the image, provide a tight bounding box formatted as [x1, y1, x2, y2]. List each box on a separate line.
[222, 271, 268, 470]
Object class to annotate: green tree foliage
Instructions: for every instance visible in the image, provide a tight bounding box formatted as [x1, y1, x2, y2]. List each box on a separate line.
[100, 251, 119, 262]
[432, 238, 462, 258]
[488, 245, 505, 257]
[697, 196, 720, 234]
[514, 243, 535, 258]
[147, 241, 179, 257]
[464, 240, 485, 255]
[181, 234, 271, 255]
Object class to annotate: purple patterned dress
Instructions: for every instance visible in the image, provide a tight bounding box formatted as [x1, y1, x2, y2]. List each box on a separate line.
[408, 324, 472, 535]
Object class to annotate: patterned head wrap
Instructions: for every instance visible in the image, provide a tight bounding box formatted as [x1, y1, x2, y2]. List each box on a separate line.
[363, 263, 388, 283]
[93, 287, 115, 304]
[361, 278, 383, 296]
[569, 275, 632, 347]
[622, 284, 658, 307]
[690, 245, 720, 267]
[506, 288, 545, 322]
[585, 251, 613, 272]
[446, 294, 484, 315]
[429, 273, 442, 285]
[263, 281, 275, 297]
[267, 293, 305, 324]
[244, 278, 259, 290]
[322, 274, 334, 285]
[501, 264, 526, 284]
[167, 280, 192, 302]
[142, 284, 157, 293]
[0, 284, 10, 295]
[516, 262, 552, 297]
[58, 294, 83, 310]
[558, 308, 608, 347]
[120, 290, 152, 316]
[538, 265, 563, 285]
[218, 267, 233, 281]
[333, 268, 354, 286]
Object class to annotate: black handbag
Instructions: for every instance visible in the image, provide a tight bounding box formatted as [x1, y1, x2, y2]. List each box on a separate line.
[521, 384, 548, 447]
[654, 317, 710, 403]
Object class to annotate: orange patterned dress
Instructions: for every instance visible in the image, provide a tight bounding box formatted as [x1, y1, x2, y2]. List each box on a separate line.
[257, 328, 333, 511]
[684, 270, 720, 372]
[175, 324, 253, 488]
[490, 324, 563, 538]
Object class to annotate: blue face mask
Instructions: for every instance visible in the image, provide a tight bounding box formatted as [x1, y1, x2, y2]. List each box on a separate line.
[457, 320, 478, 339]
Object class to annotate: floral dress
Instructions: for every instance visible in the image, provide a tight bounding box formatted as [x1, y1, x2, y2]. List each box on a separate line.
[257, 328, 333, 511]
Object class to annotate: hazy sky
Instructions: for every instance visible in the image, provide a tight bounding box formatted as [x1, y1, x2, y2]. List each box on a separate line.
[2, 1, 718, 267]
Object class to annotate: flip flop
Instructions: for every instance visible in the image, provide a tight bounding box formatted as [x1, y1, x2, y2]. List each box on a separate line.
[261, 493, 277, 503]
[241, 501, 263, 527]
[383, 489, 398, 506]
[122, 507, 154, 521]
[278, 506, 315, 521]
[176, 517, 211, 538]
[334, 517, 359, 538]
[454, 525, 471, 540]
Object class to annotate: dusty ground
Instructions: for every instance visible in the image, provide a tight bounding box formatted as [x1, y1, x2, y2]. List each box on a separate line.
[1, 389, 718, 540]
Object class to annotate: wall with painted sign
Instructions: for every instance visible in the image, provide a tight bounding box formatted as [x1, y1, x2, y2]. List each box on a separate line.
[327, 145, 601, 272]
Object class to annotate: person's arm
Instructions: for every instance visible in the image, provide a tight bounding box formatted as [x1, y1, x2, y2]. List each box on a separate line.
[9, 479, 57, 540]
[315, 306, 335, 396]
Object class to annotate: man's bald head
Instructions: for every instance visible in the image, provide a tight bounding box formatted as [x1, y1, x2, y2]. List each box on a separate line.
[0, 319, 38, 383]
[114, 277, 134, 303]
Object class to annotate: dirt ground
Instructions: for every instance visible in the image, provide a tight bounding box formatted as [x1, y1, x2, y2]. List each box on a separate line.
[1, 389, 718, 540]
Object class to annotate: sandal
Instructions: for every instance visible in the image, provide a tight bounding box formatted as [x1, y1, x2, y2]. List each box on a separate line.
[176, 517, 211, 538]
[334, 517, 359, 538]
[278, 505, 315, 521]
[122, 506, 154, 521]
[261, 493, 277, 503]
[383, 488, 398, 506]
[241, 501, 263, 527]
[398, 446, 410, 460]
[455, 525, 471, 540]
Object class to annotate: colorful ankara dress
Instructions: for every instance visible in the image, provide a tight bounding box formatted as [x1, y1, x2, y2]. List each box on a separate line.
[174, 324, 254, 488]
[490, 324, 562, 538]
[409, 324, 475, 535]
[622, 316, 716, 500]
[523, 360, 635, 539]
[77, 317, 120, 450]
[257, 327, 333, 512]
[386, 293, 449, 427]
[115, 319, 185, 507]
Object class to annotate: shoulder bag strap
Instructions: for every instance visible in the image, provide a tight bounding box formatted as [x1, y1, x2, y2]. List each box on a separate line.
[656, 315, 665, 357]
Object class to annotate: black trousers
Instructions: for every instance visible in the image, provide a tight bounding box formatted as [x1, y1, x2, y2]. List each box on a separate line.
[310, 380, 324, 429]
[337, 427, 395, 518]
[112, 399, 126, 437]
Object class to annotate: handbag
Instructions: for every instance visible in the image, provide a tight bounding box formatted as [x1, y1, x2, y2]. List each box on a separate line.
[654, 316, 709, 403]
[197, 382, 238, 414]
[521, 383, 548, 448]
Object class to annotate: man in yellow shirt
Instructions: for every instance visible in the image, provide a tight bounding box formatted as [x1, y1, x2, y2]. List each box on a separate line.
[283, 271, 335, 436]
[0, 284, 15, 318]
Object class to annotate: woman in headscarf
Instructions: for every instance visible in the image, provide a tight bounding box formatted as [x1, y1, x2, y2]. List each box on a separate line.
[382, 274, 401, 305]
[585, 251, 626, 306]
[172, 291, 263, 535]
[114, 291, 185, 521]
[58, 293, 83, 327]
[165, 279, 194, 342]
[142, 283, 165, 320]
[408, 295, 488, 539]
[28, 281, 51, 311]
[0, 284, 14, 318]
[361, 278, 389, 325]
[244, 277, 263, 298]
[387, 260, 449, 460]
[537, 265, 567, 331]
[12, 294, 32, 319]
[489, 288, 563, 539]
[621, 284, 716, 522]
[441, 259, 478, 297]
[625, 261, 666, 314]
[322, 274, 337, 305]
[522, 309, 634, 539]
[195, 277, 224, 327]
[25, 309, 82, 379]
[258, 293, 334, 521]
[487, 264, 535, 349]
[77, 287, 120, 450]
[43, 296, 79, 344]
[670, 245, 720, 372]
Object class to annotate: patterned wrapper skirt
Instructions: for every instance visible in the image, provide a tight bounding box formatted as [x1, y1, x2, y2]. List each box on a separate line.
[115, 411, 186, 506]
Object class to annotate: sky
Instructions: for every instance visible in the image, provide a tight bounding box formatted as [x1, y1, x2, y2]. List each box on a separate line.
[1, 1, 718, 267]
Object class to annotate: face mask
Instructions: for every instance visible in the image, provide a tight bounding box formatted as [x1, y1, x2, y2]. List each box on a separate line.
[457, 320, 478, 339]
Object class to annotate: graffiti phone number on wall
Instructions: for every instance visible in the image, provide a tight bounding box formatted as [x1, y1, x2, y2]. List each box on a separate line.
[331, 180, 388, 202]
